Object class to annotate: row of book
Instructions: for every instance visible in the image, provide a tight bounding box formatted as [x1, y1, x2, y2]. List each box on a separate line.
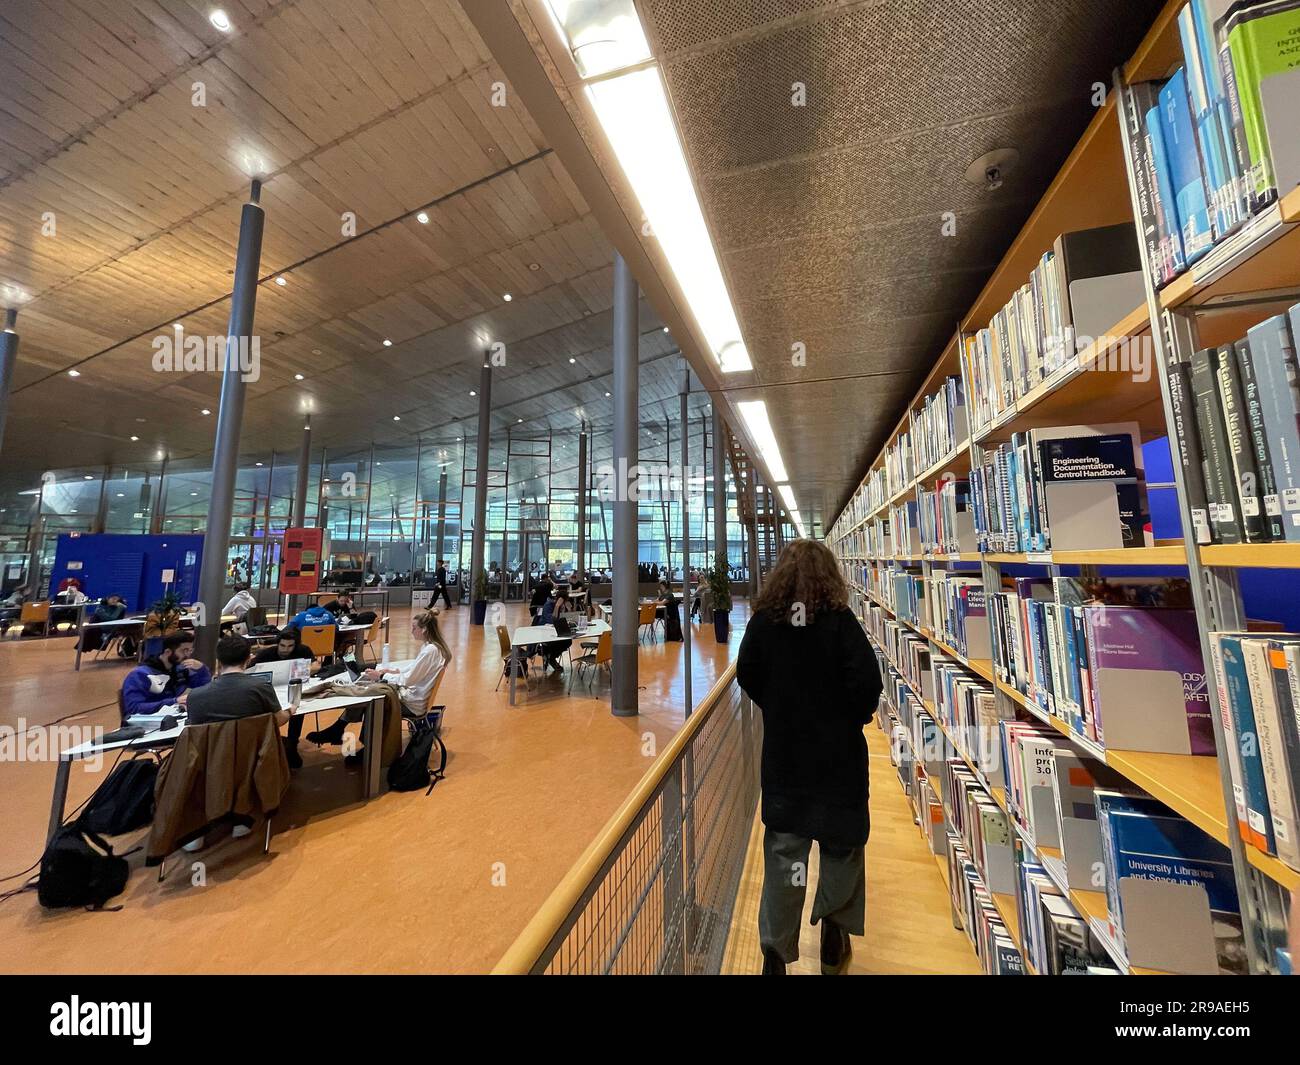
[989, 574, 1213, 757]
[909, 375, 968, 476]
[1002, 720, 1247, 974]
[1016, 847, 1119, 975]
[916, 478, 977, 555]
[927, 572, 993, 665]
[968, 421, 1155, 554]
[962, 224, 1147, 438]
[1169, 305, 1300, 544]
[1211, 631, 1300, 872]
[1126, 1, 1300, 290]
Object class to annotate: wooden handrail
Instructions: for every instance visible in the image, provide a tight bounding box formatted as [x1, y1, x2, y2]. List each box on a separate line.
[492, 661, 740, 974]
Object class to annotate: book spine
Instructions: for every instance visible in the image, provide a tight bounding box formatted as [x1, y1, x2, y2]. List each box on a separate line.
[1216, 32, 1259, 216]
[1215, 345, 1268, 541]
[1168, 350, 1215, 543]
[1248, 314, 1300, 542]
[1235, 338, 1285, 540]
[1147, 104, 1188, 279]
[1211, 635, 1252, 842]
[1243, 640, 1300, 868]
[1126, 82, 1169, 286]
[1160, 70, 1215, 264]
[1190, 346, 1244, 543]
[1220, 635, 1276, 854]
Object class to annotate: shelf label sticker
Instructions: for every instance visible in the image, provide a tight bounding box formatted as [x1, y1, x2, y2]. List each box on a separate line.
[1241, 496, 1260, 518]
[1264, 494, 1282, 517]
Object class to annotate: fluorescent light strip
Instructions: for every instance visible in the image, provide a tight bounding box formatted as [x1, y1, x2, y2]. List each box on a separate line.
[777, 484, 797, 512]
[737, 400, 788, 484]
[586, 68, 751, 373]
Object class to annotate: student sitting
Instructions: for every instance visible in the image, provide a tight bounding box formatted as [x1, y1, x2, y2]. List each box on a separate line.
[0, 584, 30, 636]
[221, 583, 258, 621]
[360, 609, 450, 716]
[251, 627, 316, 769]
[537, 587, 573, 673]
[120, 631, 212, 721]
[79, 593, 127, 652]
[181, 635, 292, 852]
[657, 580, 683, 642]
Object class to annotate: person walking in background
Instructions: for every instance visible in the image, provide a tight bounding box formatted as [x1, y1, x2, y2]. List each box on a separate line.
[737, 539, 881, 976]
[434, 558, 453, 609]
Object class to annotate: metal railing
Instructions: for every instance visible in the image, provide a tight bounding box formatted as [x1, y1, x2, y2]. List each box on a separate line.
[493, 663, 762, 974]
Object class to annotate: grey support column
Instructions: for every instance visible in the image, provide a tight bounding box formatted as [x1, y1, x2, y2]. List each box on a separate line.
[611, 254, 638, 717]
[0, 309, 19, 460]
[576, 426, 588, 578]
[679, 362, 692, 718]
[93, 466, 110, 534]
[434, 468, 448, 561]
[468, 359, 492, 621]
[293, 414, 312, 527]
[711, 402, 727, 567]
[194, 180, 265, 665]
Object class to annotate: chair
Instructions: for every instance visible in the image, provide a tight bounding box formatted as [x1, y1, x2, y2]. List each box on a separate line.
[299, 624, 337, 660]
[402, 667, 446, 737]
[245, 606, 268, 629]
[570, 630, 612, 693]
[360, 616, 382, 664]
[494, 625, 530, 693]
[637, 603, 658, 642]
[20, 601, 50, 637]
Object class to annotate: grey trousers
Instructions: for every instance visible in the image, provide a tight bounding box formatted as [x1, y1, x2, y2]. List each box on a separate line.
[759, 827, 866, 963]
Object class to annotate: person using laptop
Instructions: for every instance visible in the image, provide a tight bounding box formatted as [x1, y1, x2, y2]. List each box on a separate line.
[251, 627, 316, 768]
[187, 635, 290, 726]
[221, 582, 258, 622]
[360, 608, 451, 716]
[537, 586, 572, 673]
[120, 631, 212, 721]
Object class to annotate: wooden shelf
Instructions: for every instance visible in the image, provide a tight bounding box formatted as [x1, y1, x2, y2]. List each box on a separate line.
[983, 544, 1188, 567]
[1102, 748, 1229, 848]
[1201, 542, 1300, 570]
[1246, 848, 1300, 892]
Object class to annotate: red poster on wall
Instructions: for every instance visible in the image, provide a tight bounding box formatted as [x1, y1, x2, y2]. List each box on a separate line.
[280, 527, 324, 595]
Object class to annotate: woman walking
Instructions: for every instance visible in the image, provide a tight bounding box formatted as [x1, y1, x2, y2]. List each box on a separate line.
[737, 539, 882, 975]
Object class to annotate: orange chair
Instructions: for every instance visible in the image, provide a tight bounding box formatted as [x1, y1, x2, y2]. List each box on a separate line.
[299, 624, 337, 660]
[360, 616, 382, 664]
[570, 630, 612, 693]
[19, 602, 50, 637]
[495, 624, 532, 693]
[637, 603, 657, 643]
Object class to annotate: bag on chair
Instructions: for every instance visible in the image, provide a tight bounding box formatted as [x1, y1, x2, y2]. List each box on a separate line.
[38, 825, 130, 909]
[387, 720, 447, 794]
[79, 757, 159, 836]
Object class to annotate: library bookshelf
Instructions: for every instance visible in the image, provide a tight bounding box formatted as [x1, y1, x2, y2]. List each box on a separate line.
[829, 0, 1298, 975]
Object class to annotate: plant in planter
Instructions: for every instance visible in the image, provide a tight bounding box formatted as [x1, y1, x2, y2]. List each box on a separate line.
[472, 569, 490, 626]
[706, 552, 732, 643]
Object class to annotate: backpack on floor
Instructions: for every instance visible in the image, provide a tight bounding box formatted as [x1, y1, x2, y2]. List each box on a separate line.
[388, 717, 448, 794]
[38, 825, 130, 910]
[79, 756, 160, 836]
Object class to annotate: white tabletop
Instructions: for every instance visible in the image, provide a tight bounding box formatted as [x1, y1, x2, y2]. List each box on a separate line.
[59, 691, 378, 760]
[511, 618, 609, 647]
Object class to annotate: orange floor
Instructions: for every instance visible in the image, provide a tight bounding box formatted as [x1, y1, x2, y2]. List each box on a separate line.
[0, 601, 746, 974]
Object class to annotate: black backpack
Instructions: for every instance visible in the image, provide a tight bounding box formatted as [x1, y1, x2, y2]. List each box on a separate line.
[388, 718, 448, 794]
[79, 757, 159, 836]
[38, 825, 130, 909]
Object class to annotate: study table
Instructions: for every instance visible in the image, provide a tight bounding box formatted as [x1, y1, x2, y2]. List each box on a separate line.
[506, 619, 610, 706]
[47, 688, 385, 843]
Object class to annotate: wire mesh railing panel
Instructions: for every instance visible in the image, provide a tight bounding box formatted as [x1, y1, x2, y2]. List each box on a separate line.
[532, 678, 761, 975]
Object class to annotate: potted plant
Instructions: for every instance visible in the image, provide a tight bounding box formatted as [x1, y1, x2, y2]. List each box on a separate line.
[706, 552, 732, 643]
[143, 590, 183, 658]
[472, 569, 490, 626]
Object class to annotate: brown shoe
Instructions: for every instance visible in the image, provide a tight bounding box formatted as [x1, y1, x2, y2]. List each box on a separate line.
[820, 921, 852, 975]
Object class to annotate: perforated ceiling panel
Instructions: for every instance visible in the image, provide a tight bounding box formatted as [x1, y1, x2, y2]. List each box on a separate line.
[639, 0, 1168, 532]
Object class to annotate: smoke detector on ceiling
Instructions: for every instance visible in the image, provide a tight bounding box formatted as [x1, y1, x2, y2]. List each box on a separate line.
[965, 148, 1020, 191]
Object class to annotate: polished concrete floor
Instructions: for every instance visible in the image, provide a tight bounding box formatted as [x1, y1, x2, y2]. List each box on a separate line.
[0, 601, 744, 974]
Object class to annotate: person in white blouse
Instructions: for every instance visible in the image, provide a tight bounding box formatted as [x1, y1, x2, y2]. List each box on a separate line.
[362, 609, 451, 716]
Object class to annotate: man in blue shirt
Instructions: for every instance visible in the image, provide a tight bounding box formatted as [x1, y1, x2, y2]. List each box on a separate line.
[120, 631, 212, 721]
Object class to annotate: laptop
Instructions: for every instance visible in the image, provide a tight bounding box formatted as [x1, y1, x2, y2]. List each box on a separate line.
[553, 616, 573, 637]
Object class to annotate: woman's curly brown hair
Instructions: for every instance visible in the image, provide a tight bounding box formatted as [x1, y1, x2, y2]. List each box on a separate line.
[753, 539, 848, 624]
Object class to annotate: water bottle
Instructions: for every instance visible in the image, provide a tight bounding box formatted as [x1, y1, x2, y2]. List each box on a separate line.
[288, 678, 303, 708]
[381, 643, 390, 667]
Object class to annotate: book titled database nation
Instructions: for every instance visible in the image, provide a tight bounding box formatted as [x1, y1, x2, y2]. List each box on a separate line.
[1084, 606, 1214, 755]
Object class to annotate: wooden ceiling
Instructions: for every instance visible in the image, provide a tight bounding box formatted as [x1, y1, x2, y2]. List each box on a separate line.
[0, 0, 698, 482]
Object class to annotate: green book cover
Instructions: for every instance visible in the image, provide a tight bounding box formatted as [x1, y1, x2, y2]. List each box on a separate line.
[1224, 1, 1300, 200]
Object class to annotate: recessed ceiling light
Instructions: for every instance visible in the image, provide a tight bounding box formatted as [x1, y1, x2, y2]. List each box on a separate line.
[130, 435, 139, 441]
[135, 417, 146, 423]
[528, 262, 540, 271]
[68, 509, 77, 514]
[503, 293, 512, 302]
[469, 390, 477, 397]
[274, 276, 287, 286]
[209, 9, 232, 32]
[604, 391, 611, 397]
[190, 492, 198, 497]
[517, 418, 523, 423]
[294, 373, 304, 380]
[255, 462, 263, 467]
[568, 357, 576, 364]
[393, 415, 401, 421]
[311, 348, 321, 355]
[382, 338, 393, 347]
[116, 493, 125, 498]
[67, 369, 80, 377]
[83, 475, 94, 480]
[200, 408, 212, 415]
[663, 327, 669, 333]
[416, 212, 429, 224]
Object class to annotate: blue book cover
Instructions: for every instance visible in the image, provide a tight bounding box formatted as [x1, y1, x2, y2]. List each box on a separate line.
[1146, 103, 1189, 276]
[1217, 634, 1276, 853]
[1159, 69, 1215, 264]
[1180, 3, 1242, 237]
[1105, 810, 1247, 975]
[1095, 790, 1172, 938]
[1246, 314, 1300, 541]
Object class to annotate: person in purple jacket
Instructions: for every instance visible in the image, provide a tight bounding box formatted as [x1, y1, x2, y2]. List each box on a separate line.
[120, 631, 212, 721]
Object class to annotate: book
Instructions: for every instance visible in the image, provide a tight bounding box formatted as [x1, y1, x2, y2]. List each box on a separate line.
[1190, 345, 1244, 543]
[1124, 81, 1174, 286]
[1167, 347, 1214, 543]
[1147, 98, 1190, 281]
[1234, 337, 1286, 540]
[1159, 68, 1216, 264]
[1215, 633, 1278, 853]
[1246, 312, 1300, 541]
[1214, 343, 1268, 541]
[1242, 636, 1300, 868]
[1032, 426, 1152, 550]
[1180, 2, 1244, 239]
[1050, 224, 1146, 355]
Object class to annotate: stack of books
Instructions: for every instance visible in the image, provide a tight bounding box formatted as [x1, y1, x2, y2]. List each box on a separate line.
[1125, 1, 1300, 290]
[932, 661, 1005, 786]
[1168, 306, 1300, 544]
[910, 375, 968, 474]
[1210, 631, 1300, 872]
[968, 421, 1154, 554]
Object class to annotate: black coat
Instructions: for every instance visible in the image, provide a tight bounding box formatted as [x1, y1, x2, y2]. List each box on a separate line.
[737, 606, 881, 847]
